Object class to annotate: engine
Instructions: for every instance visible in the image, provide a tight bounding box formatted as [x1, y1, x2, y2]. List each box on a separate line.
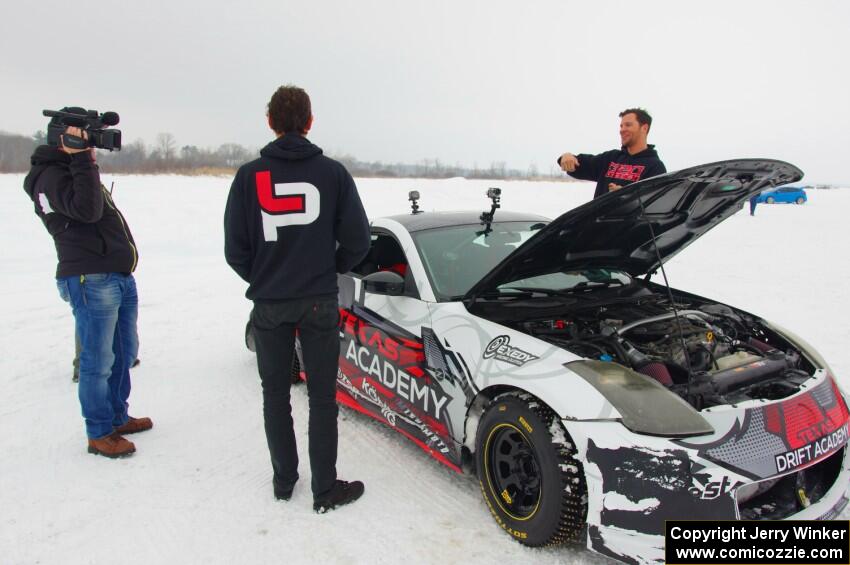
[514, 297, 813, 409]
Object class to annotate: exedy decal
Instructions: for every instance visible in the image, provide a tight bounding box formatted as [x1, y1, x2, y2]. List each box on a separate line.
[483, 335, 539, 366]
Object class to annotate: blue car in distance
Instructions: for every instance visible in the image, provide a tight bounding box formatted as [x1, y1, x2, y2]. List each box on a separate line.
[756, 185, 807, 204]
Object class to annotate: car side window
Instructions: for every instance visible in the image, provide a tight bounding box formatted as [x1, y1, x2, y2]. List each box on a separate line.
[352, 232, 419, 298]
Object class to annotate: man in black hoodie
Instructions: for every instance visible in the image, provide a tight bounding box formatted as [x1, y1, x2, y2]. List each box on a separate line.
[23, 111, 152, 459]
[558, 108, 666, 198]
[224, 85, 370, 513]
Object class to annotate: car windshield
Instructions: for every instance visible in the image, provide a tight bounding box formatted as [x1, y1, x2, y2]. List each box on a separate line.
[412, 221, 546, 301]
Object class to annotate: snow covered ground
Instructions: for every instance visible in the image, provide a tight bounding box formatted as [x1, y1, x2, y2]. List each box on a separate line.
[1, 171, 848, 565]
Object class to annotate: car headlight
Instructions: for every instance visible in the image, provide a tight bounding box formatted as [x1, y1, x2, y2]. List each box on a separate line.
[566, 360, 714, 438]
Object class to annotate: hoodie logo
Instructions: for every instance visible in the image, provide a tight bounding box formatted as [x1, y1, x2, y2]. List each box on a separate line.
[606, 163, 645, 182]
[255, 171, 320, 241]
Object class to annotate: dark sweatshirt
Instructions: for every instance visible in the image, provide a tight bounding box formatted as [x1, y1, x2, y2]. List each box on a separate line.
[560, 145, 666, 198]
[23, 146, 138, 278]
[224, 134, 370, 301]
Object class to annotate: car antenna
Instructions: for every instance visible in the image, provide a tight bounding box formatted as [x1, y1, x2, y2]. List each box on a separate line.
[409, 190, 422, 214]
[631, 181, 696, 402]
[479, 187, 501, 235]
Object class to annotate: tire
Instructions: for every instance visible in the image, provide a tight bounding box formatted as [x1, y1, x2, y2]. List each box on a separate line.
[290, 349, 302, 384]
[766, 196, 775, 204]
[475, 392, 587, 547]
[796, 197, 805, 205]
[245, 321, 256, 352]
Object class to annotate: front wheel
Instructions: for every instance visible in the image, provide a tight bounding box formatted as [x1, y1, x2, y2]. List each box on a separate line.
[475, 392, 587, 547]
[796, 197, 805, 204]
[766, 196, 775, 204]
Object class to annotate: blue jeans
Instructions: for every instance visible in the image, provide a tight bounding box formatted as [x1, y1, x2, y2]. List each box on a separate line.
[57, 273, 139, 439]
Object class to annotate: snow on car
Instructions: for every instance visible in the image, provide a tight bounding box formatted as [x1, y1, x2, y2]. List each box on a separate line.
[269, 159, 850, 564]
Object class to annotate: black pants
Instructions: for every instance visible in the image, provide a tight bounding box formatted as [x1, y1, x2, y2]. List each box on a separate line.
[251, 296, 340, 497]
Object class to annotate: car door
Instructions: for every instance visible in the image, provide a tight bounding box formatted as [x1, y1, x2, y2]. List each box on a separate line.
[336, 229, 462, 469]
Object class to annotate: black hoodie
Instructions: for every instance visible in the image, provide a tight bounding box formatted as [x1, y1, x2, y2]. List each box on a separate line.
[560, 145, 666, 198]
[23, 145, 138, 278]
[224, 134, 370, 301]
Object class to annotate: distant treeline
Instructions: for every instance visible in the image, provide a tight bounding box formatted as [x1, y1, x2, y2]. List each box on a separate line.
[0, 130, 563, 180]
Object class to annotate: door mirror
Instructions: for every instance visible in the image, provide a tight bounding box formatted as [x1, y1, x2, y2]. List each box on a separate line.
[363, 271, 405, 296]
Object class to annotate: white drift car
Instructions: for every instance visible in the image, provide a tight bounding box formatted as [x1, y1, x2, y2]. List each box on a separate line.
[269, 159, 848, 564]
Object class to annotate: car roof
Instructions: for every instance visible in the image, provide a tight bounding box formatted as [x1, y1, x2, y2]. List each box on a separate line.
[382, 210, 550, 232]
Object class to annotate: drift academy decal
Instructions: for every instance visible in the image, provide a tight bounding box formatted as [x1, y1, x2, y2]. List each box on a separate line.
[336, 306, 462, 470]
[255, 171, 320, 241]
[679, 377, 850, 479]
[483, 336, 538, 366]
[768, 377, 850, 473]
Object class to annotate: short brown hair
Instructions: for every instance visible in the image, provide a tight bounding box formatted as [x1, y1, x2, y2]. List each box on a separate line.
[619, 108, 653, 131]
[267, 85, 312, 134]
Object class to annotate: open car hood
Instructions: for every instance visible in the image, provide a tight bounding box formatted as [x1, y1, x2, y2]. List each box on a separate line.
[465, 159, 803, 299]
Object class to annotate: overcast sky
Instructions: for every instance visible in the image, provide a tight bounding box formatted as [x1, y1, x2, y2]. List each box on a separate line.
[2, 0, 848, 182]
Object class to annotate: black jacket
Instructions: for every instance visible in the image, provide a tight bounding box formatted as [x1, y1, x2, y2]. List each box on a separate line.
[224, 134, 370, 301]
[23, 146, 138, 278]
[561, 145, 666, 198]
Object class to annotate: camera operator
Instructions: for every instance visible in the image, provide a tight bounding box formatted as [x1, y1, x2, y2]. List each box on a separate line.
[23, 108, 152, 458]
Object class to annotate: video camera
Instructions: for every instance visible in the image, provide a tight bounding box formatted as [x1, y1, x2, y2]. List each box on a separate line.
[42, 107, 122, 151]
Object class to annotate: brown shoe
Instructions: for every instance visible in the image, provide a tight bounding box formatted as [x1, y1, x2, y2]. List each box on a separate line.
[88, 432, 136, 458]
[114, 416, 153, 435]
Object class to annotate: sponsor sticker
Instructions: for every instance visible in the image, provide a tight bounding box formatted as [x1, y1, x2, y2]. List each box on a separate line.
[775, 423, 849, 474]
[483, 336, 539, 366]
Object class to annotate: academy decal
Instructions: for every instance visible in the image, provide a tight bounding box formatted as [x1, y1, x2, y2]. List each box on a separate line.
[483, 335, 539, 366]
[336, 306, 458, 467]
[254, 171, 320, 241]
[342, 326, 448, 419]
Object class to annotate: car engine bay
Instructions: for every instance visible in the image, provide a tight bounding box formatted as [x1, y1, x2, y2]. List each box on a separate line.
[475, 286, 816, 410]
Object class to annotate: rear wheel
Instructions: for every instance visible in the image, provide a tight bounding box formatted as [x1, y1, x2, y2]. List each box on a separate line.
[290, 350, 302, 384]
[766, 196, 775, 204]
[796, 197, 805, 204]
[475, 392, 586, 547]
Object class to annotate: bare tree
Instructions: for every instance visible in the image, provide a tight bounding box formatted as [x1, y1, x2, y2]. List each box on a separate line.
[0, 132, 36, 172]
[156, 132, 177, 163]
[216, 143, 251, 168]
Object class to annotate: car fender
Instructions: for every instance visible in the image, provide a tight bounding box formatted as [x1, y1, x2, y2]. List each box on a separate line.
[428, 302, 621, 422]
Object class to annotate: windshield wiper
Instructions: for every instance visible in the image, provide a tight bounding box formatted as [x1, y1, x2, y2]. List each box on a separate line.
[497, 286, 576, 297]
[572, 279, 627, 290]
[500, 280, 627, 296]
[454, 288, 539, 302]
